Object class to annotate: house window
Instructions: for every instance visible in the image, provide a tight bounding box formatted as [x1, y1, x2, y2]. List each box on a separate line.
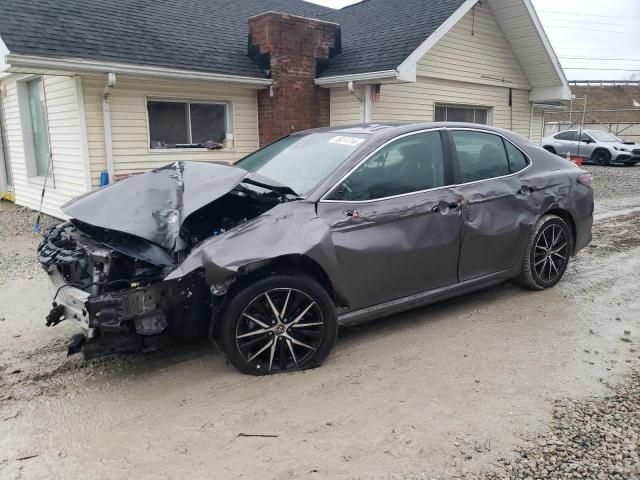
[435, 105, 489, 124]
[23, 77, 51, 176]
[147, 100, 229, 149]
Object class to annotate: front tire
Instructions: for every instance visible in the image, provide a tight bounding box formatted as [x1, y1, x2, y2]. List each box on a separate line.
[592, 149, 611, 166]
[220, 274, 338, 375]
[519, 215, 572, 290]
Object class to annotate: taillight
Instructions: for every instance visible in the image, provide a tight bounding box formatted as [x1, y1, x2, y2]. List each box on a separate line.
[577, 173, 592, 187]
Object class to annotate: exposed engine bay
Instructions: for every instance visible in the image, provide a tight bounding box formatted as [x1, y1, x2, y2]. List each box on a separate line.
[38, 163, 289, 360]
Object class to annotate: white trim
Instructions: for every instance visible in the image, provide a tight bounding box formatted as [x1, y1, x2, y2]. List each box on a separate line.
[74, 76, 92, 193]
[5, 54, 273, 87]
[529, 101, 534, 140]
[529, 85, 572, 102]
[396, 0, 480, 83]
[315, 70, 401, 86]
[363, 85, 372, 123]
[0, 35, 10, 74]
[520, 0, 571, 98]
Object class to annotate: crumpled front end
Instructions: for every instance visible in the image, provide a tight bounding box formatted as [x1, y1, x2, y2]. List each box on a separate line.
[38, 223, 210, 359]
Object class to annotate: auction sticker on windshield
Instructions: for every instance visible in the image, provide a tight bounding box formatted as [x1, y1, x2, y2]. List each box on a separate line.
[329, 136, 365, 146]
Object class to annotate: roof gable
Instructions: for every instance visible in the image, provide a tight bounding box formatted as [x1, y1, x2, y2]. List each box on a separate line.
[416, 2, 531, 89]
[319, 0, 466, 77]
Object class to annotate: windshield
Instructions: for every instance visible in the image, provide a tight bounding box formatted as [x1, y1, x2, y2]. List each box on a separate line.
[588, 131, 621, 143]
[236, 132, 368, 196]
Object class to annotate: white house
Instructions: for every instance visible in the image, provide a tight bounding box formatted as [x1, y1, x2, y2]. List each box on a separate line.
[0, 0, 570, 217]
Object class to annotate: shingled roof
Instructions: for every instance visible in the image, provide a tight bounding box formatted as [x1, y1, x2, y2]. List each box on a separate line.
[0, 0, 333, 78]
[0, 0, 468, 79]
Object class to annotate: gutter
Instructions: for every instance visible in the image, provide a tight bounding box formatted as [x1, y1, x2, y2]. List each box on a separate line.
[102, 73, 116, 184]
[315, 69, 403, 86]
[5, 54, 273, 87]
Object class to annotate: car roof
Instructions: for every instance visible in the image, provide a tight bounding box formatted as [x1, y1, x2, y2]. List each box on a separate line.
[297, 122, 524, 142]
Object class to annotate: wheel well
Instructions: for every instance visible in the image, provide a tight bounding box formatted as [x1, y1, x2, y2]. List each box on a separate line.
[592, 147, 610, 158]
[230, 255, 342, 306]
[543, 145, 556, 154]
[545, 208, 577, 251]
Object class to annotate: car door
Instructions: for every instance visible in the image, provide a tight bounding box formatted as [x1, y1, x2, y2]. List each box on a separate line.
[447, 129, 531, 281]
[552, 131, 578, 156]
[317, 130, 463, 310]
[576, 132, 596, 158]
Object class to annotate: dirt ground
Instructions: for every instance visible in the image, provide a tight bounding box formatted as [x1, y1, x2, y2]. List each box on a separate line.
[1, 165, 639, 480]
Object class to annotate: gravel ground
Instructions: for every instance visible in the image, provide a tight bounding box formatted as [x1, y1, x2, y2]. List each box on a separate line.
[1, 166, 639, 480]
[584, 165, 640, 202]
[0, 200, 56, 285]
[477, 369, 640, 480]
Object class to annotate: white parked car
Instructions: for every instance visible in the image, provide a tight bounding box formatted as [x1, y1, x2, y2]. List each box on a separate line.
[541, 129, 639, 166]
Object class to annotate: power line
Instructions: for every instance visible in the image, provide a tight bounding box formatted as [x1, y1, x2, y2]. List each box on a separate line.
[563, 68, 640, 71]
[544, 24, 640, 35]
[536, 10, 640, 21]
[560, 57, 640, 61]
[541, 18, 640, 29]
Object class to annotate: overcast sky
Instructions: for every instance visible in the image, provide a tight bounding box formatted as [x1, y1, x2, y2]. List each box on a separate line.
[308, 0, 640, 82]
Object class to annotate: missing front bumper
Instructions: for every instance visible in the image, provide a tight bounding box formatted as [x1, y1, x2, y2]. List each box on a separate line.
[45, 268, 211, 360]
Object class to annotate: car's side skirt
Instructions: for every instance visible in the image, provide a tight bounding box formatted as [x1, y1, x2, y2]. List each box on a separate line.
[337, 269, 513, 327]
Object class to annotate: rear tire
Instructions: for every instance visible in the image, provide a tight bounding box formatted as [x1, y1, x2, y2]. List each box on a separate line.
[519, 215, 572, 290]
[220, 274, 338, 375]
[543, 146, 556, 155]
[592, 149, 611, 166]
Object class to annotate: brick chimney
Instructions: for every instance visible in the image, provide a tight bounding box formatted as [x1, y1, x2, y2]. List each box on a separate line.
[248, 12, 342, 146]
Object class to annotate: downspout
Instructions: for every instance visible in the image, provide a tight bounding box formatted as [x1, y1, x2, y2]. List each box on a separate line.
[348, 81, 371, 123]
[102, 73, 116, 184]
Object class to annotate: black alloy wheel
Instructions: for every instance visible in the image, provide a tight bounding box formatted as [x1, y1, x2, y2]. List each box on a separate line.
[221, 275, 337, 375]
[592, 149, 611, 166]
[519, 215, 572, 290]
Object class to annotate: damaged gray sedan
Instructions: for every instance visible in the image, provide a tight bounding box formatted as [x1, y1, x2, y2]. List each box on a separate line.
[38, 123, 593, 375]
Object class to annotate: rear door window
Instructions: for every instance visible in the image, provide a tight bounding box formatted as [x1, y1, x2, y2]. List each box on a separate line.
[554, 131, 577, 141]
[503, 140, 528, 173]
[450, 131, 510, 183]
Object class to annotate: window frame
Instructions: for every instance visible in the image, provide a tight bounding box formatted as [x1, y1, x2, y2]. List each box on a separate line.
[446, 128, 532, 187]
[145, 96, 235, 152]
[16, 75, 52, 180]
[319, 127, 532, 204]
[320, 128, 453, 204]
[434, 104, 492, 125]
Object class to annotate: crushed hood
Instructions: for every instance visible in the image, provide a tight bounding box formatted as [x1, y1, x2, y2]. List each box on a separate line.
[62, 161, 294, 250]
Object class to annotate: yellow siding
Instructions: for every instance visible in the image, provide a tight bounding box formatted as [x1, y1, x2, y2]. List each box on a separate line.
[371, 78, 532, 138]
[489, 0, 561, 88]
[530, 109, 545, 144]
[330, 87, 363, 125]
[1, 74, 88, 218]
[417, 4, 530, 89]
[82, 76, 260, 187]
[369, 3, 536, 139]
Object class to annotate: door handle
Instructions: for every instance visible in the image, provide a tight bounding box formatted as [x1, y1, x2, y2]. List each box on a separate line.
[432, 199, 462, 213]
[343, 208, 360, 219]
[518, 185, 537, 195]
